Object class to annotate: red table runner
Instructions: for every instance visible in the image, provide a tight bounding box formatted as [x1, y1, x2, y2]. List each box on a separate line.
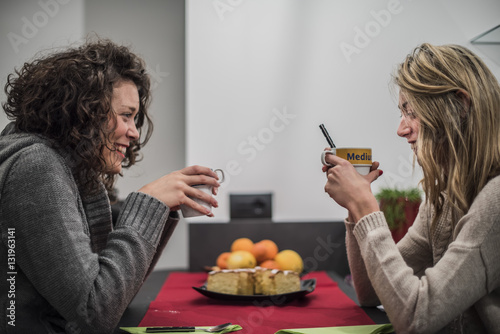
[139, 271, 374, 333]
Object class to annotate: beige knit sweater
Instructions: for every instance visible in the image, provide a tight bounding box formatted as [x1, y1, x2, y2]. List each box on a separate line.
[346, 175, 500, 333]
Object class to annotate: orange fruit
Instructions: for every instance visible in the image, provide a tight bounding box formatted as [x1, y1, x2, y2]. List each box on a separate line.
[251, 242, 267, 263]
[216, 252, 231, 269]
[274, 249, 303, 273]
[230, 237, 254, 253]
[226, 250, 257, 269]
[257, 239, 278, 261]
[259, 260, 281, 270]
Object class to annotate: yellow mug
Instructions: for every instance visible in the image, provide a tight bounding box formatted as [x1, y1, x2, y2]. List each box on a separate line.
[321, 148, 372, 175]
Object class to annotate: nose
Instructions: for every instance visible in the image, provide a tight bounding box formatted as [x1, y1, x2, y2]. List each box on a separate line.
[397, 117, 411, 138]
[127, 121, 140, 141]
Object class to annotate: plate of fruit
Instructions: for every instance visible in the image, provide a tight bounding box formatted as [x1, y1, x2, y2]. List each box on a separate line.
[212, 238, 304, 273]
[194, 238, 315, 302]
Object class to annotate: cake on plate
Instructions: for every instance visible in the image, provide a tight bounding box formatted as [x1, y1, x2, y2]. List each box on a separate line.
[206, 269, 255, 295]
[206, 267, 300, 295]
[254, 267, 300, 295]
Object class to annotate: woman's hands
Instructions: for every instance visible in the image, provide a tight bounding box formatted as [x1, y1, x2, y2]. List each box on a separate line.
[138, 165, 221, 216]
[322, 149, 382, 223]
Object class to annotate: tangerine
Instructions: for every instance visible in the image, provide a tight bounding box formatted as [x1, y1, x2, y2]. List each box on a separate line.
[230, 237, 254, 253]
[251, 242, 267, 263]
[259, 259, 281, 270]
[274, 249, 303, 273]
[216, 252, 231, 269]
[227, 250, 257, 269]
[258, 239, 279, 261]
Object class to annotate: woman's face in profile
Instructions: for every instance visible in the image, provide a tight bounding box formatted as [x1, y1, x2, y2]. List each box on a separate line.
[103, 80, 140, 174]
[397, 92, 420, 156]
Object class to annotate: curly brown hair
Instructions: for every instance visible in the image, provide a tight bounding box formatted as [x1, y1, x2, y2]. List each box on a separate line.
[2, 37, 153, 195]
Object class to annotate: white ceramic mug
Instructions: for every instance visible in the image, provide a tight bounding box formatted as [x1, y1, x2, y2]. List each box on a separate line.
[321, 147, 372, 175]
[180, 169, 225, 218]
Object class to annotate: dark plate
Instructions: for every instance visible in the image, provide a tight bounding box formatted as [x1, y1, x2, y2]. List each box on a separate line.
[192, 278, 316, 303]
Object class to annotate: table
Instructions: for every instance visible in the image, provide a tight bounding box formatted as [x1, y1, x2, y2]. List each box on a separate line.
[115, 270, 389, 333]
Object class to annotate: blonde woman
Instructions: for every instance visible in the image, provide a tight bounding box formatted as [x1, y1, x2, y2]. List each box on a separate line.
[323, 43, 500, 333]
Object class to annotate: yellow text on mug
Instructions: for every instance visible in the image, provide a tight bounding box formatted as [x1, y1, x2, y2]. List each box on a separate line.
[321, 148, 372, 175]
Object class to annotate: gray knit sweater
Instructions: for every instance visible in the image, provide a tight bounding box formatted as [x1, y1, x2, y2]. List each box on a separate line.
[346, 176, 500, 333]
[0, 124, 179, 333]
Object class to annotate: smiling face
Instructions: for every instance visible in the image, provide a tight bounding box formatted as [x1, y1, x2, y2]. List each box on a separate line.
[397, 91, 420, 155]
[103, 80, 140, 174]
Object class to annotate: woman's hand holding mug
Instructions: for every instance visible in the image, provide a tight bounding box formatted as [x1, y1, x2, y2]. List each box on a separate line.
[322, 148, 382, 222]
[180, 168, 225, 218]
[138, 165, 222, 217]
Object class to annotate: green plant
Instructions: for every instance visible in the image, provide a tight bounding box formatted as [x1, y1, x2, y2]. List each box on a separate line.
[376, 188, 422, 230]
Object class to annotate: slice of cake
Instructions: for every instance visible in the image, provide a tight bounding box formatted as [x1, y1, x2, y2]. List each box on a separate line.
[254, 267, 300, 295]
[206, 269, 255, 295]
[206, 267, 300, 296]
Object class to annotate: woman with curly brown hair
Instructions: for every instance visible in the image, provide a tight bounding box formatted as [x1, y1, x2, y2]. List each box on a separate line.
[0, 38, 220, 333]
[323, 43, 500, 333]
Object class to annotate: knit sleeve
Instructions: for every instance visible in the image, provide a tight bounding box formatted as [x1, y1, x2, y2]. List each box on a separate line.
[352, 191, 500, 333]
[345, 218, 380, 306]
[115, 194, 180, 278]
[115, 191, 171, 245]
[0, 145, 170, 333]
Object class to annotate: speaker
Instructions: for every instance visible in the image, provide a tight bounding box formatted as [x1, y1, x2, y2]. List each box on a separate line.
[229, 193, 273, 220]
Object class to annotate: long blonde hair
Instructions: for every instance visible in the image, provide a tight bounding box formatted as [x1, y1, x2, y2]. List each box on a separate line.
[394, 43, 500, 228]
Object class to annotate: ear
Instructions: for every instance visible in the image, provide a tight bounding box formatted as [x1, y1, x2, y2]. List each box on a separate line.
[456, 89, 471, 117]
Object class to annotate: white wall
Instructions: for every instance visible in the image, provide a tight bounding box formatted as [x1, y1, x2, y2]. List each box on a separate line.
[186, 0, 500, 223]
